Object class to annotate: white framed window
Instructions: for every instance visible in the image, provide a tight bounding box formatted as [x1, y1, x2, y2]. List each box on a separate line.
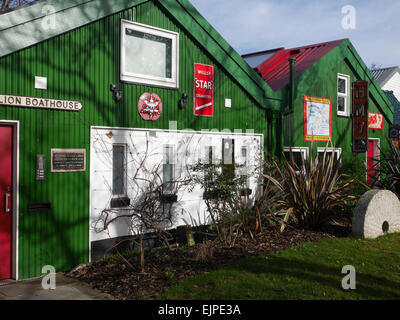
[240, 146, 249, 189]
[337, 73, 350, 116]
[203, 145, 216, 165]
[317, 147, 342, 163]
[112, 144, 127, 197]
[163, 145, 175, 194]
[283, 147, 309, 170]
[120, 20, 179, 89]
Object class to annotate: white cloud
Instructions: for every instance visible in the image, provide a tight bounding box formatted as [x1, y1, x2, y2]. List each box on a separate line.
[190, 0, 400, 67]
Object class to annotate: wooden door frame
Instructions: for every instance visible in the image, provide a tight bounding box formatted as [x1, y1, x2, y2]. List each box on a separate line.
[0, 120, 19, 280]
[366, 138, 380, 184]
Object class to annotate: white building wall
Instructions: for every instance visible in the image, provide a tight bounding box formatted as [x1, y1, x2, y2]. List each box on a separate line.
[89, 127, 264, 243]
[382, 71, 400, 102]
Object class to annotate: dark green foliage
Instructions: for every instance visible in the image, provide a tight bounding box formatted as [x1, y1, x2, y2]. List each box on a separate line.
[264, 143, 357, 229]
[370, 139, 400, 197]
[337, 156, 370, 218]
[188, 161, 256, 246]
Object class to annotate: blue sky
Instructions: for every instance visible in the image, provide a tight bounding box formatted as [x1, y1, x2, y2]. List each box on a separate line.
[190, 0, 400, 68]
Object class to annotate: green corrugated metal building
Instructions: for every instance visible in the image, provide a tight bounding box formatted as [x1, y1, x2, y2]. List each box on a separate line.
[1, 0, 394, 281]
[243, 39, 394, 177]
[0, 0, 284, 280]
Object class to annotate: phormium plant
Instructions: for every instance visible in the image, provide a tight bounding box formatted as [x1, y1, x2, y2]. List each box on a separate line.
[369, 138, 400, 197]
[263, 142, 357, 229]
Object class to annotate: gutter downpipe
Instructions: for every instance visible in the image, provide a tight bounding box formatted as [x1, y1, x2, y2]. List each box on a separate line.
[289, 57, 296, 111]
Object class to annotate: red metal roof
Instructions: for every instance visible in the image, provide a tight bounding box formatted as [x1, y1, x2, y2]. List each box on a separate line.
[244, 39, 347, 91]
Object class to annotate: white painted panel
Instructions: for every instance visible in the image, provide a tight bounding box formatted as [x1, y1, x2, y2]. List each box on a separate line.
[90, 127, 263, 242]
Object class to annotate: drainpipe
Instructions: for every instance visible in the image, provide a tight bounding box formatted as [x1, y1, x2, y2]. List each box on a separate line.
[288, 57, 296, 111]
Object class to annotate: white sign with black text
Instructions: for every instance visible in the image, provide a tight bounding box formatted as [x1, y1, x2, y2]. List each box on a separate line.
[0, 94, 83, 111]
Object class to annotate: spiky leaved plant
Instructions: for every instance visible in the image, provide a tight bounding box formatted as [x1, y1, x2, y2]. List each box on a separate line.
[264, 142, 357, 230]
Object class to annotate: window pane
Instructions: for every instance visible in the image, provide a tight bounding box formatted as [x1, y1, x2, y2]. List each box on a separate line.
[318, 151, 339, 163]
[125, 28, 172, 79]
[338, 77, 346, 94]
[284, 151, 304, 169]
[113, 145, 126, 195]
[338, 96, 345, 112]
[241, 147, 248, 187]
[222, 139, 235, 179]
[241, 147, 247, 166]
[163, 146, 174, 193]
[206, 146, 214, 164]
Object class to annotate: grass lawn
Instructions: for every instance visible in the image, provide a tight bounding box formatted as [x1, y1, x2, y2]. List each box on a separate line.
[158, 233, 400, 300]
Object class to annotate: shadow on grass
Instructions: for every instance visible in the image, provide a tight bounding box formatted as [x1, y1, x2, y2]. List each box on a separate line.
[227, 255, 400, 299]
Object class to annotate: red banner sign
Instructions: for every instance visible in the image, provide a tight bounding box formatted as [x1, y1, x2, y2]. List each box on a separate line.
[368, 112, 383, 130]
[194, 63, 214, 117]
[352, 81, 369, 153]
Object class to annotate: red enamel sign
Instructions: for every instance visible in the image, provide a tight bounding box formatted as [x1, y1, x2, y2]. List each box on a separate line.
[194, 63, 214, 117]
[352, 81, 369, 153]
[368, 112, 383, 130]
[138, 92, 162, 121]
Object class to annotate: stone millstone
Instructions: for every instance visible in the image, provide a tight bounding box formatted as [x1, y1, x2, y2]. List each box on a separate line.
[353, 189, 400, 238]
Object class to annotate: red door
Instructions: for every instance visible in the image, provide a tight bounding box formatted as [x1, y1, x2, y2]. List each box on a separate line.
[367, 140, 375, 184]
[0, 126, 13, 279]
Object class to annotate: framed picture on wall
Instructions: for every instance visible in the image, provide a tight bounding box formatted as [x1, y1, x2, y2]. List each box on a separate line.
[304, 96, 332, 141]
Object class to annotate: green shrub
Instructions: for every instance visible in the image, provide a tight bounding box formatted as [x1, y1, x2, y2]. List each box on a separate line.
[264, 142, 357, 229]
[370, 139, 400, 197]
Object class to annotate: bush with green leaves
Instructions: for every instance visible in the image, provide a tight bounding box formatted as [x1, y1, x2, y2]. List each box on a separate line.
[188, 161, 258, 246]
[337, 155, 370, 218]
[264, 143, 357, 229]
[370, 138, 400, 197]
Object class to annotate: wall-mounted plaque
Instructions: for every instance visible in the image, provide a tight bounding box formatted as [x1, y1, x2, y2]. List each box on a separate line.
[194, 63, 214, 117]
[0, 94, 83, 111]
[138, 92, 162, 121]
[51, 149, 86, 172]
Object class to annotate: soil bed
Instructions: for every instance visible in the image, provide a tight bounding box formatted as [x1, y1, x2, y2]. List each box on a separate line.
[67, 223, 351, 300]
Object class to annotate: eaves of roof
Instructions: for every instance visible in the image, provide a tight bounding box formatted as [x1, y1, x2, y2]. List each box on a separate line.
[370, 67, 400, 87]
[0, 0, 282, 111]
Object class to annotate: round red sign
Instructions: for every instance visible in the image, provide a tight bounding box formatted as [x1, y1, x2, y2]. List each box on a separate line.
[138, 92, 163, 121]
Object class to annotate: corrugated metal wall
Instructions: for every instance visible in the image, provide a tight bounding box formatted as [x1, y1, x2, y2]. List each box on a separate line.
[0, 1, 268, 279]
[285, 47, 391, 164]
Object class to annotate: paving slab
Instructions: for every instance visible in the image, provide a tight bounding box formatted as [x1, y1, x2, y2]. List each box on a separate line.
[0, 273, 113, 300]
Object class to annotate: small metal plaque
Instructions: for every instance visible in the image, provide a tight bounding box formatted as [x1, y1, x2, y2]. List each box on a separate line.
[51, 149, 86, 172]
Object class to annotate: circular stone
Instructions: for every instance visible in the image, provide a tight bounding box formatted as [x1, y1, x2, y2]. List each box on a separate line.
[353, 190, 400, 238]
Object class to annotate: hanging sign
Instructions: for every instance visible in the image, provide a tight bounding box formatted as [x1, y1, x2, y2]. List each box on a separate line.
[352, 81, 369, 153]
[0, 94, 82, 111]
[138, 92, 162, 121]
[368, 112, 383, 130]
[304, 96, 332, 141]
[194, 63, 214, 117]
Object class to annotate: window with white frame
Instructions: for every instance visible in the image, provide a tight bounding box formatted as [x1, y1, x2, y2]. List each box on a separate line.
[204, 145, 216, 165]
[317, 147, 342, 163]
[284, 147, 308, 170]
[112, 144, 127, 196]
[240, 146, 249, 189]
[163, 145, 175, 194]
[120, 20, 179, 88]
[337, 74, 350, 116]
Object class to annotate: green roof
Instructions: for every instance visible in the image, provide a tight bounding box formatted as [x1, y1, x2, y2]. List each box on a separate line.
[0, 0, 281, 110]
